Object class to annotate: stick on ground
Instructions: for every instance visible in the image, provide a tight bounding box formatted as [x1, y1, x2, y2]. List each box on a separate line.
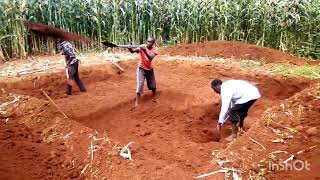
[0, 95, 20, 110]
[102, 50, 125, 72]
[90, 141, 94, 162]
[40, 89, 68, 118]
[195, 169, 227, 179]
[110, 59, 124, 72]
[249, 137, 267, 150]
[283, 145, 317, 164]
[80, 164, 90, 176]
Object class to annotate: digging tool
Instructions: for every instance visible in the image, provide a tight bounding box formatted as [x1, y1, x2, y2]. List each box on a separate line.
[101, 41, 146, 49]
[40, 89, 68, 119]
[101, 41, 144, 72]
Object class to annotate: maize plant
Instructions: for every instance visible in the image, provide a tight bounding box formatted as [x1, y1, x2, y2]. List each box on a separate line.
[0, 0, 320, 61]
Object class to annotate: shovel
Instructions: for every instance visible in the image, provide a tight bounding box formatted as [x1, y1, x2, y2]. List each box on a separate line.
[102, 41, 146, 48]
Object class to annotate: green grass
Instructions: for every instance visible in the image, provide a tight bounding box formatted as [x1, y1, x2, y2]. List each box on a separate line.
[269, 65, 320, 78]
[241, 59, 267, 68]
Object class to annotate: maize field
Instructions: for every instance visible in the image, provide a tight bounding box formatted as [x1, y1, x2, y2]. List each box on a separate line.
[1, 0, 320, 61]
[1, 1, 320, 180]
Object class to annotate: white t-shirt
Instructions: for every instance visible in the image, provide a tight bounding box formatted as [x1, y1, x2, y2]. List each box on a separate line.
[218, 80, 261, 124]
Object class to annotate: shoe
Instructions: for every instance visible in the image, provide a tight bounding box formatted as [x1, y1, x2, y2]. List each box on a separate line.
[65, 85, 72, 95]
[76, 80, 86, 92]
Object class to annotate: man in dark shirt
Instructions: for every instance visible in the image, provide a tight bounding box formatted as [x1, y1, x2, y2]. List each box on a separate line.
[58, 40, 86, 95]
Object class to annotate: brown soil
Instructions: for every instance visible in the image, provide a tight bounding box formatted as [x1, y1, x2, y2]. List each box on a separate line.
[0, 41, 319, 179]
[24, 21, 92, 43]
[220, 83, 320, 180]
[0, 121, 80, 180]
[161, 40, 319, 65]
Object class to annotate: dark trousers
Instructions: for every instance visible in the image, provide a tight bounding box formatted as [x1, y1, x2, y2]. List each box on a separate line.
[136, 67, 156, 94]
[66, 61, 86, 94]
[228, 99, 257, 128]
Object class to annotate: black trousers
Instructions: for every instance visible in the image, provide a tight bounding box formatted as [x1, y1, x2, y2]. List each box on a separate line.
[228, 99, 257, 128]
[66, 61, 86, 92]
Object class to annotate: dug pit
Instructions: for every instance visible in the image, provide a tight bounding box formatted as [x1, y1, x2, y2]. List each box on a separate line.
[0, 59, 312, 177]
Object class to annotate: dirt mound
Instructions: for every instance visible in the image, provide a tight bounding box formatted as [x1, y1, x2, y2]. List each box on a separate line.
[161, 41, 310, 65]
[218, 83, 320, 179]
[24, 21, 92, 43]
[0, 64, 116, 99]
[0, 122, 76, 180]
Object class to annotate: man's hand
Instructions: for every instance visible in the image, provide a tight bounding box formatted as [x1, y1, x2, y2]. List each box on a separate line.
[128, 42, 139, 53]
[127, 42, 132, 49]
[139, 45, 146, 50]
[216, 123, 222, 132]
[139, 45, 155, 61]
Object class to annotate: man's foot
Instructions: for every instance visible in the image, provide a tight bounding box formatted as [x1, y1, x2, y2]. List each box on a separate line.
[152, 97, 158, 103]
[130, 106, 136, 111]
[130, 101, 139, 111]
[79, 85, 86, 92]
[65, 84, 72, 95]
[135, 93, 140, 107]
[225, 133, 237, 142]
[151, 89, 158, 103]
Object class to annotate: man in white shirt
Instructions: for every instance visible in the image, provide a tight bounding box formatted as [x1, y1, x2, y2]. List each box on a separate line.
[211, 79, 261, 141]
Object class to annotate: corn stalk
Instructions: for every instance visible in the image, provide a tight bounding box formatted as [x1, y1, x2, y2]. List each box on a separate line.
[0, 0, 320, 60]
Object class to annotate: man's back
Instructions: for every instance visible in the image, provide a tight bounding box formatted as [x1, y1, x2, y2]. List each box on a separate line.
[221, 80, 261, 104]
[59, 41, 76, 58]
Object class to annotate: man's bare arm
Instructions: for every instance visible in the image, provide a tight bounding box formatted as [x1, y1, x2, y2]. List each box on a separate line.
[128, 47, 139, 53]
[141, 48, 157, 61]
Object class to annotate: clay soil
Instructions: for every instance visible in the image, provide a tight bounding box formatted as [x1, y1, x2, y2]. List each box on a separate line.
[0, 41, 319, 180]
[161, 40, 320, 65]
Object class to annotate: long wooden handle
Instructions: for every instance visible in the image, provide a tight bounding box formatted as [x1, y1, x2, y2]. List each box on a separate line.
[40, 89, 68, 119]
[110, 60, 125, 71]
[116, 45, 145, 48]
[102, 41, 145, 48]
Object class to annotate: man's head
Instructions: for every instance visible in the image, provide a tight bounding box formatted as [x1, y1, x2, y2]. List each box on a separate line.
[146, 37, 156, 48]
[211, 79, 223, 94]
[57, 38, 66, 51]
[57, 38, 66, 44]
